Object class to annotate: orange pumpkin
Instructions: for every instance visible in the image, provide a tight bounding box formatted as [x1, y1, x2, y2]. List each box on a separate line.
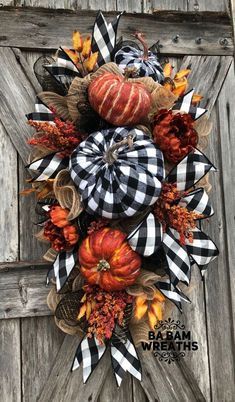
[79, 227, 141, 291]
[88, 72, 151, 126]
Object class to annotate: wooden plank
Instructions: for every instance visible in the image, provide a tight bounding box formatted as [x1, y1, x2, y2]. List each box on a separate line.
[132, 378, 148, 402]
[180, 55, 233, 112]
[37, 334, 111, 402]
[0, 319, 21, 402]
[143, 0, 188, 12]
[138, 349, 206, 402]
[21, 316, 65, 402]
[98, 371, 133, 402]
[187, 0, 230, 12]
[0, 121, 18, 262]
[0, 265, 51, 319]
[117, 0, 142, 12]
[202, 64, 235, 402]
[0, 8, 233, 55]
[0, 47, 36, 164]
[144, 0, 230, 12]
[0, 261, 49, 271]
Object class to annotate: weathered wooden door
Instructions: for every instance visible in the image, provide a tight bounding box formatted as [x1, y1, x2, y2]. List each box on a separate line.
[0, 1, 234, 401]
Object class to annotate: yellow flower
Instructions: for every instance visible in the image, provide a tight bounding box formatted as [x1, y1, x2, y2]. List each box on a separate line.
[73, 30, 83, 52]
[134, 290, 165, 330]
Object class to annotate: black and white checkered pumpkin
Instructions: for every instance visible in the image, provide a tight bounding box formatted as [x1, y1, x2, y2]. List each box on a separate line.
[69, 127, 164, 219]
[114, 45, 164, 83]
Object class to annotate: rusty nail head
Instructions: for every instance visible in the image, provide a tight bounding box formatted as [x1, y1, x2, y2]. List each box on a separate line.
[172, 35, 179, 43]
[195, 37, 202, 44]
[219, 38, 229, 47]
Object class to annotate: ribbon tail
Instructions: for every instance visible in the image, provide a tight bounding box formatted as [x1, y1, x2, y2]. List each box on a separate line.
[156, 279, 191, 312]
[172, 88, 207, 120]
[52, 247, 78, 292]
[26, 153, 69, 182]
[185, 227, 219, 268]
[111, 333, 142, 387]
[26, 97, 55, 124]
[72, 336, 106, 383]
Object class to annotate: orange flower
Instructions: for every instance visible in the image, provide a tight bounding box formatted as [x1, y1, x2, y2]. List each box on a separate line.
[134, 290, 165, 330]
[63, 225, 79, 245]
[73, 30, 83, 52]
[50, 206, 70, 228]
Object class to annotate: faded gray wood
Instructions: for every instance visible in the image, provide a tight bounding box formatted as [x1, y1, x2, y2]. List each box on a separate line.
[117, 0, 142, 12]
[143, 0, 230, 12]
[0, 266, 51, 318]
[98, 372, 133, 402]
[132, 378, 148, 402]
[21, 316, 65, 402]
[180, 55, 233, 112]
[0, 8, 233, 55]
[202, 63, 235, 402]
[138, 349, 206, 402]
[0, 261, 49, 271]
[0, 121, 18, 262]
[0, 319, 21, 402]
[38, 335, 111, 402]
[0, 47, 36, 164]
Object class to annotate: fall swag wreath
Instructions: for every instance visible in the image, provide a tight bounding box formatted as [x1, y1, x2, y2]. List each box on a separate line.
[23, 11, 219, 386]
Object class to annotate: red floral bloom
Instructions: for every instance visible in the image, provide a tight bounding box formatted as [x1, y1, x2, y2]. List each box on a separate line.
[153, 109, 198, 164]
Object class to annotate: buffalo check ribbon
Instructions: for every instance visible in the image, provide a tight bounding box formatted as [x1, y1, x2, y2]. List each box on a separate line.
[172, 88, 207, 120]
[44, 47, 81, 92]
[47, 247, 78, 292]
[72, 333, 141, 387]
[26, 97, 55, 124]
[127, 148, 219, 308]
[26, 153, 69, 182]
[91, 10, 123, 66]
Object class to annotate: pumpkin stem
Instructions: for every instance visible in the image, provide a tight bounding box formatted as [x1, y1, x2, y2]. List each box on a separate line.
[133, 32, 149, 60]
[97, 259, 110, 271]
[103, 135, 134, 165]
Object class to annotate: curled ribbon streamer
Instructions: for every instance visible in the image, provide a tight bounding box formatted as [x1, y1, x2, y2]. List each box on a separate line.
[53, 169, 83, 220]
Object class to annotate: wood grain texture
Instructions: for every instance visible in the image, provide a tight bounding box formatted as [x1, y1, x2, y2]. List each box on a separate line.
[98, 372, 133, 402]
[117, 0, 142, 12]
[143, 0, 230, 12]
[202, 63, 235, 402]
[0, 319, 21, 402]
[138, 349, 206, 402]
[37, 334, 111, 402]
[0, 265, 51, 318]
[0, 8, 233, 55]
[0, 47, 36, 164]
[180, 55, 233, 112]
[0, 121, 18, 262]
[21, 316, 65, 402]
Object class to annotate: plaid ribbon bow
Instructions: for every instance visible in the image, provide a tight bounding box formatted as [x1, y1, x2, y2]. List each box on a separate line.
[172, 88, 207, 120]
[72, 333, 141, 387]
[127, 148, 219, 310]
[91, 10, 123, 66]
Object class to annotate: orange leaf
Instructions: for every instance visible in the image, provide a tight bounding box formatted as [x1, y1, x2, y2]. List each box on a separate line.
[73, 30, 83, 52]
[77, 303, 86, 320]
[84, 52, 98, 72]
[64, 48, 79, 64]
[86, 301, 92, 320]
[163, 81, 174, 92]
[153, 290, 165, 303]
[163, 63, 173, 78]
[174, 69, 191, 80]
[135, 302, 148, 320]
[150, 302, 163, 321]
[20, 188, 36, 196]
[82, 36, 92, 59]
[172, 81, 188, 97]
[192, 93, 203, 104]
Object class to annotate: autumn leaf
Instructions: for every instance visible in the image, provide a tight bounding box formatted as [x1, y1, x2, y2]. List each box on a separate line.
[163, 62, 173, 78]
[82, 36, 92, 59]
[73, 30, 83, 52]
[64, 48, 79, 64]
[174, 69, 191, 80]
[84, 52, 98, 72]
[192, 93, 203, 104]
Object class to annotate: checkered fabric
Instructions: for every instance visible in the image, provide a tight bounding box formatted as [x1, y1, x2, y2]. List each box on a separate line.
[26, 153, 69, 182]
[172, 88, 207, 120]
[166, 148, 216, 191]
[156, 279, 191, 311]
[44, 47, 81, 91]
[114, 46, 164, 83]
[70, 127, 164, 219]
[179, 187, 214, 217]
[50, 248, 78, 292]
[72, 336, 106, 383]
[111, 333, 142, 387]
[127, 212, 162, 256]
[185, 227, 219, 268]
[162, 228, 191, 287]
[26, 97, 54, 123]
[91, 11, 123, 66]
